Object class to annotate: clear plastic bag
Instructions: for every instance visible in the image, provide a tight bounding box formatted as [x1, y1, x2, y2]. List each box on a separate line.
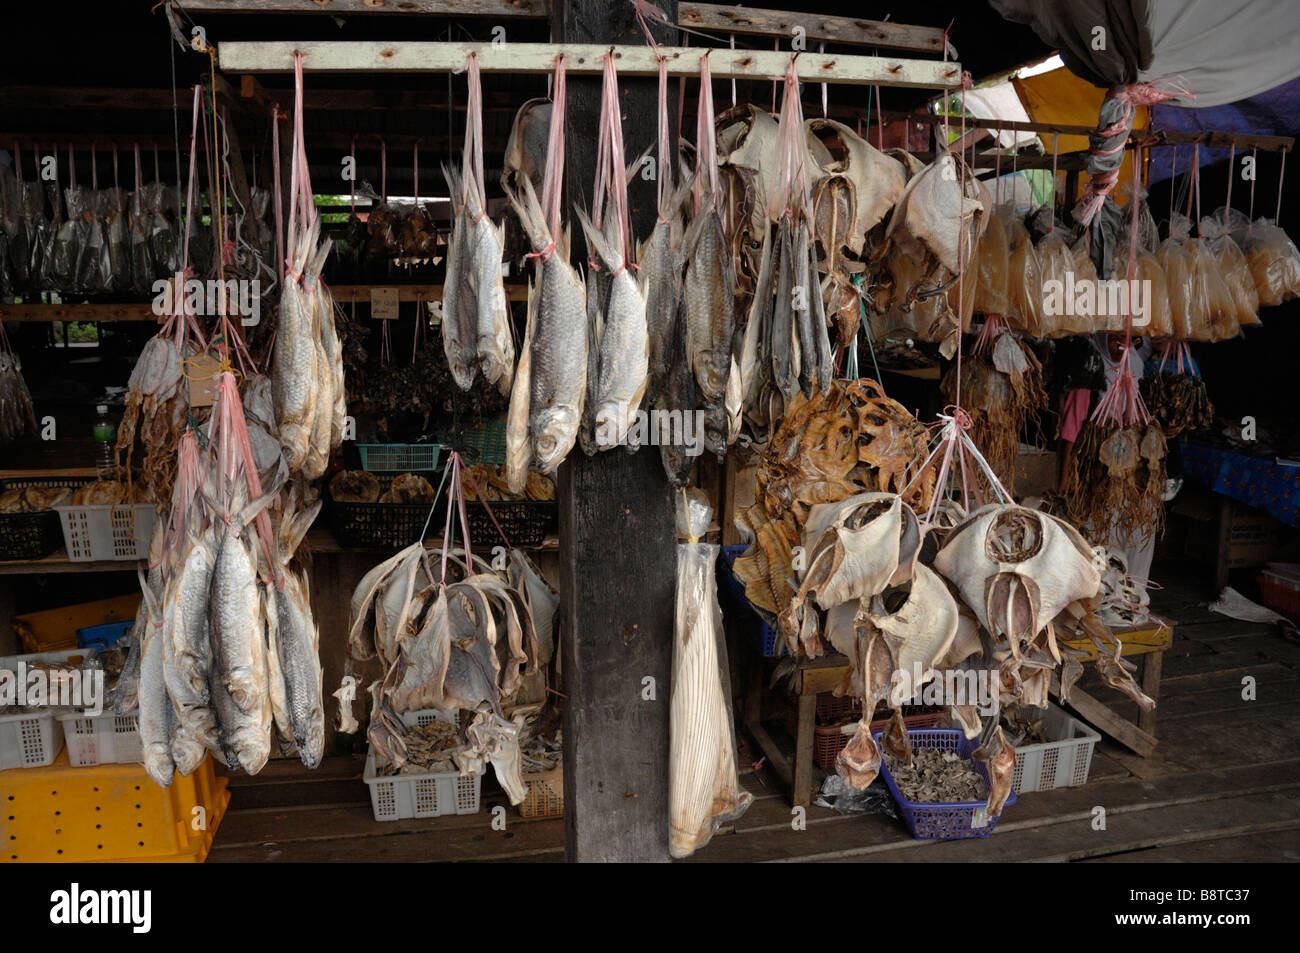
[670, 493, 753, 859]
[1004, 216, 1042, 336]
[76, 189, 111, 293]
[973, 211, 1009, 316]
[50, 183, 90, 291]
[1242, 217, 1300, 307]
[128, 189, 155, 293]
[1035, 230, 1075, 337]
[1157, 214, 1199, 340]
[1186, 236, 1239, 341]
[103, 187, 130, 292]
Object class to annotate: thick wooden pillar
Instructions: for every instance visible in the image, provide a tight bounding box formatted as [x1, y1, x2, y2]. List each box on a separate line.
[555, 0, 679, 863]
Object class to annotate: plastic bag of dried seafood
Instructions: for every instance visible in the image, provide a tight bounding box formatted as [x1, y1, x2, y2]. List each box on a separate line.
[1035, 230, 1077, 337]
[142, 181, 178, 280]
[50, 181, 90, 291]
[1240, 217, 1300, 307]
[669, 492, 752, 858]
[1157, 214, 1201, 340]
[103, 186, 130, 292]
[76, 188, 112, 293]
[1004, 215, 1043, 336]
[972, 209, 1009, 316]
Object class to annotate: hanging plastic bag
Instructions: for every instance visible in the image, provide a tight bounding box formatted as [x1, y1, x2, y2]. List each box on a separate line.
[143, 181, 179, 279]
[1004, 215, 1042, 336]
[1186, 235, 1238, 342]
[972, 211, 1009, 316]
[669, 492, 753, 858]
[1065, 236, 1100, 336]
[1243, 217, 1300, 307]
[76, 189, 112, 293]
[104, 185, 130, 291]
[52, 180, 89, 291]
[1035, 230, 1074, 337]
[1157, 214, 1200, 340]
[1201, 209, 1260, 327]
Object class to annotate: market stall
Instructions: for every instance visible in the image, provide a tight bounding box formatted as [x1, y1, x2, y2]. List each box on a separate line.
[2, 0, 1299, 870]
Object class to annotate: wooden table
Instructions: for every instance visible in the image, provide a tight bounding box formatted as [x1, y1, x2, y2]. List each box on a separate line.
[742, 654, 851, 808]
[740, 617, 1175, 807]
[1052, 617, 1174, 757]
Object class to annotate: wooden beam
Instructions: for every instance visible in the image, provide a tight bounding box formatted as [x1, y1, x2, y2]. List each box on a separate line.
[679, 4, 946, 53]
[178, 0, 547, 16]
[217, 41, 964, 89]
[1050, 673, 1158, 757]
[182, 0, 946, 52]
[557, 0, 677, 865]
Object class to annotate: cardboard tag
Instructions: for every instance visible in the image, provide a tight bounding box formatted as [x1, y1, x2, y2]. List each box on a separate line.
[370, 287, 399, 320]
[187, 353, 222, 408]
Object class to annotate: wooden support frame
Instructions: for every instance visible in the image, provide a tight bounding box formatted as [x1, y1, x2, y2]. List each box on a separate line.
[182, 1, 947, 52]
[217, 41, 963, 89]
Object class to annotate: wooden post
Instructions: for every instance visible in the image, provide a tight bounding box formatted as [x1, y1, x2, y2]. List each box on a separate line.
[556, 0, 679, 863]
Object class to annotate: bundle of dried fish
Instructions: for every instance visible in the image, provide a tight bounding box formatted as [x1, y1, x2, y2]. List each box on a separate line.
[574, 55, 648, 454]
[0, 331, 38, 442]
[273, 57, 346, 480]
[505, 60, 588, 490]
[442, 57, 515, 396]
[670, 493, 752, 858]
[1138, 345, 1214, 434]
[939, 318, 1045, 492]
[1065, 420, 1166, 542]
[125, 367, 327, 788]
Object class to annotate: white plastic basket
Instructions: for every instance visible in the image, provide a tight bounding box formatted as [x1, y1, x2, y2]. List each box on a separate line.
[56, 712, 142, 767]
[362, 709, 481, 822]
[0, 648, 97, 770]
[1010, 703, 1100, 793]
[53, 503, 158, 561]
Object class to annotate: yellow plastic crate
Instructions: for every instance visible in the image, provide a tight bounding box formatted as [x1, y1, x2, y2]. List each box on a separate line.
[0, 749, 229, 863]
[12, 594, 142, 653]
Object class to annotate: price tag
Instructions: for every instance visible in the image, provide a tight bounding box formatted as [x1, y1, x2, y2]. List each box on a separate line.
[970, 806, 988, 830]
[186, 353, 222, 408]
[370, 287, 399, 320]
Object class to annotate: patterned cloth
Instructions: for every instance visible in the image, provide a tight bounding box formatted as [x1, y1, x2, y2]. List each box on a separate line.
[1182, 440, 1300, 527]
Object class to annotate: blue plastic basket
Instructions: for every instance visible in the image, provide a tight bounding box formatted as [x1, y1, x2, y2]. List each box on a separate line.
[76, 621, 133, 650]
[718, 544, 786, 657]
[874, 729, 1017, 841]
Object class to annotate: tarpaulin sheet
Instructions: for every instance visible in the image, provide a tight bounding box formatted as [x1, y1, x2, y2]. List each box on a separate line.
[1146, 75, 1300, 184]
[1014, 67, 1146, 199]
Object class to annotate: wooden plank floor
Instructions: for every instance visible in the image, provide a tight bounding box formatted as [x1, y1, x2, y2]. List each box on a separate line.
[208, 556, 1300, 862]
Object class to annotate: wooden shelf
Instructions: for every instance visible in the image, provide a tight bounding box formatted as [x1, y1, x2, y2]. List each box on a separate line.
[0, 525, 558, 574]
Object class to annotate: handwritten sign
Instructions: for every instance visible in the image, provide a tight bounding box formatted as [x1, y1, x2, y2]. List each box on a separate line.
[370, 287, 399, 320]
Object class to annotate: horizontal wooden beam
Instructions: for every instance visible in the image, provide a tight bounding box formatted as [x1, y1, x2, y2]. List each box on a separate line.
[0, 284, 530, 321]
[921, 112, 1295, 153]
[679, 4, 946, 53]
[181, 0, 945, 51]
[178, 0, 547, 17]
[217, 41, 963, 88]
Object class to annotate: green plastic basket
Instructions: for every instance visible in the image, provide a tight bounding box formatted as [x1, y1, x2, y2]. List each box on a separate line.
[356, 443, 443, 473]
